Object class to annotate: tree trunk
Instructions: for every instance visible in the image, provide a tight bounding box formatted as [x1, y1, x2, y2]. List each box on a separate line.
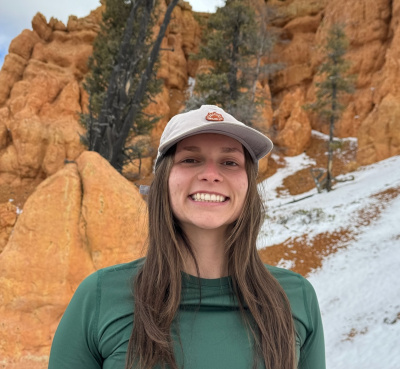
[326, 81, 337, 192]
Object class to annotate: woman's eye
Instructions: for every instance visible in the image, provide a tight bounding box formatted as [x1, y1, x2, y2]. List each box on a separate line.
[223, 161, 238, 166]
[182, 158, 198, 164]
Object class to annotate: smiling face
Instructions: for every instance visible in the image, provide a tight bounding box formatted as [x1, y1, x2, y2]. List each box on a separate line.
[168, 133, 249, 236]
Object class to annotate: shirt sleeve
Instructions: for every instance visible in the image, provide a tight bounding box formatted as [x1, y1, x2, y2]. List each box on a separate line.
[298, 278, 326, 369]
[48, 272, 103, 369]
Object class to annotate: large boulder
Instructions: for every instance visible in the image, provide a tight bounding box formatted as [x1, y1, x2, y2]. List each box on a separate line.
[0, 151, 147, 368]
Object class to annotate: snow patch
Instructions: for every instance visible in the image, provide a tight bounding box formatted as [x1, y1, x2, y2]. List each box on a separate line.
[257, 154, 400, 368]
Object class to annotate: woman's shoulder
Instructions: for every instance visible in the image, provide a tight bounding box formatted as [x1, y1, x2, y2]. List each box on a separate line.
[73, 257, 145, 300]
[264, 264, 319, 327]
[96, 257, 145, 280]
[265, 264, 315, 294]
[264, 264, 325, 367]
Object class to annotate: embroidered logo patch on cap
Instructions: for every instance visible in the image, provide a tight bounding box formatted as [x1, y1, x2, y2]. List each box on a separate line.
[206, 112, 224, 121]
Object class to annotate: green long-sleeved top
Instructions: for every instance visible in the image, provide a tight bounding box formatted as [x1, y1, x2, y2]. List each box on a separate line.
[48, 258, 325, 369]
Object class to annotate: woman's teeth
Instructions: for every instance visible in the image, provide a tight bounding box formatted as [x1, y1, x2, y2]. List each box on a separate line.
[191, 193, 226, 202]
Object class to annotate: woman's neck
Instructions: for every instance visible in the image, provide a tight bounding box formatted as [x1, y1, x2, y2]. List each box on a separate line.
[182, 226, 228, 279]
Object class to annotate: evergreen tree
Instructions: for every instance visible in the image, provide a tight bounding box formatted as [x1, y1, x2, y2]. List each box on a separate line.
[81, 0, 178, 172]
[305, 23, 354, 192]
[84, 0, 133, 117]
[186, 0, 264, 126]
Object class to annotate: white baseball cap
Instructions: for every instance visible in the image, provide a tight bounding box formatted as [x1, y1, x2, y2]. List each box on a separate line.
[155, 105, 273, 168]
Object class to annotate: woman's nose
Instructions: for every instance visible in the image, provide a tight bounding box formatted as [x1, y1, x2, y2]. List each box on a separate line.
[197, 161, 223, 182]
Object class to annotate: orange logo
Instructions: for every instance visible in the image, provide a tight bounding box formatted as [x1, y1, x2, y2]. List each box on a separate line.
[206, 112, 224, 121]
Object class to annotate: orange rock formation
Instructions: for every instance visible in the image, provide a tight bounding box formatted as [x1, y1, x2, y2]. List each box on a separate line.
[0, 1, 201, 186]
[269, 0, 400, 162]
[0, 10, 99, 186]
[1, 0, 399, 185]
[0, 151, 147, 368]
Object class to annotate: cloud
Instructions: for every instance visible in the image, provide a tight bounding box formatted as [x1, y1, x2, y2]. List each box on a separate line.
[189, 0, 224, 12]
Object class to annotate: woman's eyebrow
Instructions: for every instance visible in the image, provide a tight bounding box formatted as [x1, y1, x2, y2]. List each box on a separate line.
[180, 146, 201, 152]
[220, 147, 243, 154]
[179, 146, 243, 153]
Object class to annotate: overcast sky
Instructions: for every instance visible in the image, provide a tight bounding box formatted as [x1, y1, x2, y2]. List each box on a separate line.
[0, 0, 224, 67]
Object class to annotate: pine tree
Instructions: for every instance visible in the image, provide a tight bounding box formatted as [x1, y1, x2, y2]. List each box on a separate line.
[81, 0, 178, 172]
[305, 23, 354, 192]
[186, 0, 267, 126]
[83, 0, 132, 117]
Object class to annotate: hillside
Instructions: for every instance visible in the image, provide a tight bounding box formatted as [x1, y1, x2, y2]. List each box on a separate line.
[258, 135, 400, 368]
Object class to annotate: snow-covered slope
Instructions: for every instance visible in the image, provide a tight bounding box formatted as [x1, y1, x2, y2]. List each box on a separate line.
[258, 154, 400, 369]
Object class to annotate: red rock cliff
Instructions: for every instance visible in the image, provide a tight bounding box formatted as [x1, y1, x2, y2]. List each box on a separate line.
[0, 1, 201, 186]
[2, 0, 399, 186]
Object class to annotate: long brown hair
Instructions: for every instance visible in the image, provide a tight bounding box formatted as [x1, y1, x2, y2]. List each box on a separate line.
[126, 146, 296, 369]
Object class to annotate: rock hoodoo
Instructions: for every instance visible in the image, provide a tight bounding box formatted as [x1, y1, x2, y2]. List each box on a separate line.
[0, 151, 148, 368]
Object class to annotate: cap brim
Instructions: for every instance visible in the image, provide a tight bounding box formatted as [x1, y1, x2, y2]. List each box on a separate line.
[158, 122, 273, 163]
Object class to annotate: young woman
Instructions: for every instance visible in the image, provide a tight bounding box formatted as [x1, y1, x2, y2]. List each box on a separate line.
[48, 105, 325, 369]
